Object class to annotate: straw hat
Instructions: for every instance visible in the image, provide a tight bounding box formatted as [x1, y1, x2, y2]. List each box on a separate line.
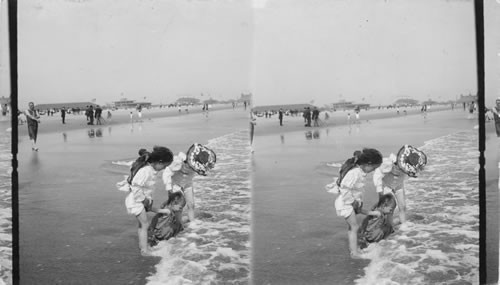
[396, 145, 427, 177]
[186, 143, 216, 176]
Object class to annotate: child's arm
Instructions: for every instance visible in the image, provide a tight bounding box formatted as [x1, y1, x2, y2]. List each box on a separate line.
[150, 206, 171, 215]
[359, 208, 382, 217]
[373, 155, 396, 194]
[372, 167, 385, 195]
[162, 167, 173, 191]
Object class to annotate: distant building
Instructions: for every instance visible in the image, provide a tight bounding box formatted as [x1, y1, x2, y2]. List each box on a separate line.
[393, 98, 419, 106]
[421, 100, 438, 106]
[202, 98, 219, 105]
[252, 103, 316, 113]
[0, 96, 9, 115]
[0, 96, 9, 107]
[0, 96, 9, 106]
[113, 98, 151, 109]
[175, 97, 200, 105]
[331, 100, 370, 111]
[239, 93, 252, 104]
[456, 94, 477, 103]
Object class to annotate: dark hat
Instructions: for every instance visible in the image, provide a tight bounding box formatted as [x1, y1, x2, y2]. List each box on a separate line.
[186, 143, 216, 176]
[396, 145, 427, 177]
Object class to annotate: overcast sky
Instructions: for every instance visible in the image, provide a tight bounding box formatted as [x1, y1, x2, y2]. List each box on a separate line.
[15, 0, 253, 108]
[0, 0, 9, 100]
[251, 0, 477, 107]
[1, 0, 498, 108]
[485, 0, 500, 107]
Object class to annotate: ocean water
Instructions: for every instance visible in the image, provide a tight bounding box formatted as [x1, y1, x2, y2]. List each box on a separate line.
[351, 130, 479, 284]
[113, 130, 251, 284]
[252, 110, 479, 285]
[0, 121, 12, 285]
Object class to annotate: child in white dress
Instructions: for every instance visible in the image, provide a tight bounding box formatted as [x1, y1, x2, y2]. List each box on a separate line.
[327, 148, 383, 258]
[124, 146, 174, 256]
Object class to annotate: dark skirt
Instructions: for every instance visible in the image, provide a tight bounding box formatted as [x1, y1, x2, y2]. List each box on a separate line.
[27, 121, 38, 142]
[358, 212, 394, 249]
[147, 210, 184, 246]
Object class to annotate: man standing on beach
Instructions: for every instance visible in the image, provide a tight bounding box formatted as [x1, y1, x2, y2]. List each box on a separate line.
[61, 107, 66, 124]
[25, 102, 41, 151]
[304, 107, 312, 127]
[278, 109, 284, 126]
[95, 105, 103, 125]
[85, 106, 90, 122]
[312, 107, 320, 127]
[250, 112, 256, 152]
[137, 104, 143, 121]
[87, 105, 94, 125]
[491, 98, 500, 137]
[354, 106, 361, 124]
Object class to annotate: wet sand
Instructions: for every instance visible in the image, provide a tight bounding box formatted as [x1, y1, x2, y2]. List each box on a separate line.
[17, 104, 237, 136]
[251, 109, 480, 284]
[253, 105, 454, 136]
[17, 107, 250, 284]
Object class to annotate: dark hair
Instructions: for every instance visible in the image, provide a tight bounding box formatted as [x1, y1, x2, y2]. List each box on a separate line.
[376, 194, 397, 212]
[127, 146, 173, 184]
[355, 148, 383, 166]
[337, 148, 383, 186]
[166, 191, 186, 209]
[148, 146, 174, 164]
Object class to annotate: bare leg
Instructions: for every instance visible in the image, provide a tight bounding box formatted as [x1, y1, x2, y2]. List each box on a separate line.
[30, 139, 38, 151]
[184, 187, 195, 222]
[136, 210, 151, 255]
[345, 213, 361, 257]
[394, 189, 406, 224]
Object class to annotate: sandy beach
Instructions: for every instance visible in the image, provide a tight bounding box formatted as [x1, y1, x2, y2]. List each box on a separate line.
[253, 104, 453, 136]
[251, 108, 482, 284]
[16, 106, 251, 284]
[17, 104, 237, 136]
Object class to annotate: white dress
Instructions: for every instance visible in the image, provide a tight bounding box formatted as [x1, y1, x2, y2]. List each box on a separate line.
[125, 165, 158, 216]
[334, 167, 367, 218]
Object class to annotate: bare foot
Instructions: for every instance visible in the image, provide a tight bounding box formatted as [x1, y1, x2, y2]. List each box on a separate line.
[140, 249, 155, 257]
[350, 250, 368, 259]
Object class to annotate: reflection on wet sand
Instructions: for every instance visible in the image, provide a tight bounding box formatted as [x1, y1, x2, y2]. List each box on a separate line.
[305, 130, 321, 140]
[87, 128, 103, 138]
[313, 130, 320, 139]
